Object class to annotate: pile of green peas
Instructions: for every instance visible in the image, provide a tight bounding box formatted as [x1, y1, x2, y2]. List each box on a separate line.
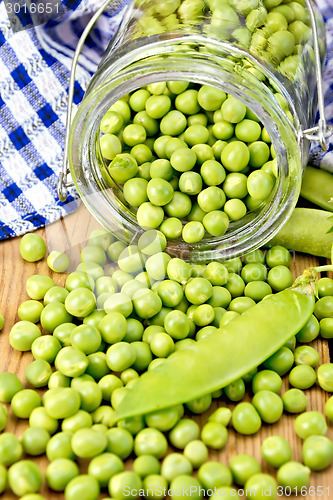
[99, 81, 278, 244]
[0, 230, 332, 499]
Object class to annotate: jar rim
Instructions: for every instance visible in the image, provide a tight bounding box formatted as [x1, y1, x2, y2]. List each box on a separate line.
[69, 35, 304, 261]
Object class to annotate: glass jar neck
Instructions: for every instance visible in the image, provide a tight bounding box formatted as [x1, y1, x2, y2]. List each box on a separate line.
[70, 35, 304, 260]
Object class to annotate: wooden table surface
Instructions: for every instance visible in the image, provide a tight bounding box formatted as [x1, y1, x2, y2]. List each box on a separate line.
[0, 204, 332, 500]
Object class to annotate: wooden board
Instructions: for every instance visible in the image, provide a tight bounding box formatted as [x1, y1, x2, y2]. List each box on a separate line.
[0, 204, 332, 500]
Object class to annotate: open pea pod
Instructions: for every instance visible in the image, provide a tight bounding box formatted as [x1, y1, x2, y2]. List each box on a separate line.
[112, 272, 316, 424]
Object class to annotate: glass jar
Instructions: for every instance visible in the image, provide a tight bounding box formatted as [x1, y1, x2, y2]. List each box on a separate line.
[65, 0, 326, 261]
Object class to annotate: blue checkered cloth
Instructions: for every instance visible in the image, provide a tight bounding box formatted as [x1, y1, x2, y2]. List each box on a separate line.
[0, 0, 332, 240]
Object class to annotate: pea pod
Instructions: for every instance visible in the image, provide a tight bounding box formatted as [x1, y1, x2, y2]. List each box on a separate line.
[111, 270, 317, 423]
[269, 208, 333, 259]
[301, 166, 333, 212]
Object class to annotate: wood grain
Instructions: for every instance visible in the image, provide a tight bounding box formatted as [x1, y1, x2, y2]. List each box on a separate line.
[0, 205, 332, 500]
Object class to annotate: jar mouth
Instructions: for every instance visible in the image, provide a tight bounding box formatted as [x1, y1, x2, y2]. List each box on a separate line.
[69, 35, 304, 261]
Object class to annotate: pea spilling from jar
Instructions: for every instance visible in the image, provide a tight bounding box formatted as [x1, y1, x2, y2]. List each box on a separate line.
[99, 82, 277, 245]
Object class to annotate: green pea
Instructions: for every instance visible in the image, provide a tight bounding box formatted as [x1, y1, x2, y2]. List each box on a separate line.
[184, 124, 209, 146]
[296, 314, 320, 342]
[0, 372, 23, 403]
[169, 475, 203, 500]
[244, 281, 272, 302]
[224, 198, 247, 221]
[42, 387, 81, 419]
[224, 378, 245, 401]
[46, 458, 79, 492]
[55, 346, 88, 379]
[137, 202, 165, 229]
[229, 454, 261, 486]
[71, 428, 107, 458]
[29, 406, 58, 435]
[18, 300, 44, 323]
[200, 159, 226, 186]
[46, 432, 75, 461]
[25, 359, 52, 388]
[247, 170, 274, 200]
[289, 364, 316, 390]
[20, 233, 46, 262]
[208, 407, 232, 427]
[185, 277, 213, 305]
[225, 273, 245, 297]
[21, 427, 50, 456]
[241, 263, 267, 283]
[108, 471, 141, 500]
[134, 428, 168, 459]
[160, 217, 183, 239]
[8, 460, 42, 497]
[252, 370, 282, 394]
[232, 402, 261, 435]
[266, 245, 291, 267]
[123, 178, 148, 207]
[277, 462, 310, 492]
[41, 302, 73, 332]
[294, 411, 327, 440]
[203, 210, 229, 237]
[183, 440, 208, 469]
[207, 286, 231, 308]
[282, 388, 308, 414]
[100, 133, 122, 161]
[88, 453, 124, 488]
[100, 110, 124, 134]
[235, 119, 261, 142]
[145, 406, 179, 432]
[175, 89, 200, 115]
[294, 345, 319, 368]
[149, 332, 174, 358]
[229, 297, 255, 314]
[245, 474, 278, 500]
[197, 186, 226, 212]
[320, 317, 333, 339]
[263, 347, 294, 376]
[160, 110, 187, 136]
[106, 427, 134, 459]
[261, 436, 292, 469]
[53, 323, 75, 347]
[198, 461, 232, 489]
[44, 286, 69, 306]
[161, 453, 192, 482]
[223, 172, 248, 199]
[64, 288, 96, 318]
[11, 388, 41, 419]
[302, 435, 333, 472]
[65, 474, 100, 500]
[169, 418, 200, 449]
[47, 250, 70, 273]
[314, 296, 333, 320]
[201, 421, 228, 450]
[325, 396, 333, 422]
[65, 271, 94, 292]
[221, 96, 246, 123]
[192, 144, 214, 164]
[317, 363, 333, 392]
[198, 85, 226, 111]
[9, 321, 41, 351]
[252, 390, 283, 423]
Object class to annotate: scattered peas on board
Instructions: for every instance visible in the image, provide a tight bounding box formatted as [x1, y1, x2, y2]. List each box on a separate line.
[0, 224, 333, 498]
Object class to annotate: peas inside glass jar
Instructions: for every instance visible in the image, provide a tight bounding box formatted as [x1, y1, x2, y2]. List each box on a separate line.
[98, 82, 277, 246]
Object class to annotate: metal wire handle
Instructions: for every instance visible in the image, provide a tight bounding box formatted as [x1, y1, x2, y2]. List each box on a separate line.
[302, 0, 333, 150]
[57, 0, 333, 202]
[57, 0, 120, 202]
